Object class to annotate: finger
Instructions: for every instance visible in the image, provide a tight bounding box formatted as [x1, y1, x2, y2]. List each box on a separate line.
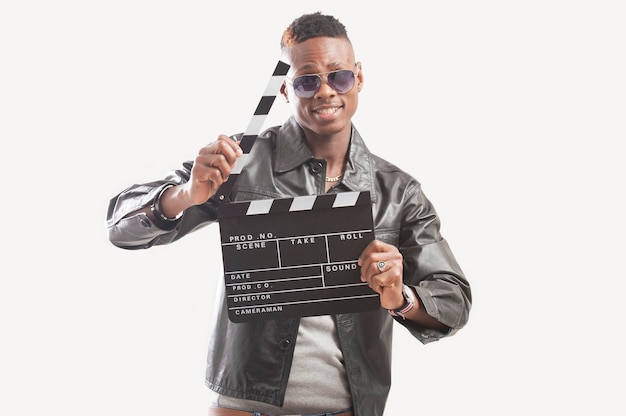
[215, 135, 243, 162]
[370, 270, 397, 289]
[368, 258, 390, 279]
[193, 154, 230, 182]
[368, 277, 398, 299]
[358, 240, 395, 267]
[199, 142, 240, 168]
[360, 256, 387, 285]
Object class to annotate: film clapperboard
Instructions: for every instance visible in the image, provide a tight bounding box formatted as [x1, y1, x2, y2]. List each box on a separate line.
[216, 61, 379, 323]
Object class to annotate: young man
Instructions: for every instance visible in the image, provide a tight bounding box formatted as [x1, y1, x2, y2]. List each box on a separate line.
[107, 12, 471, 416]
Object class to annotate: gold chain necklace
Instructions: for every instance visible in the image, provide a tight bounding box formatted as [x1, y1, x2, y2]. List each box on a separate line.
[325, 174, 343, 182]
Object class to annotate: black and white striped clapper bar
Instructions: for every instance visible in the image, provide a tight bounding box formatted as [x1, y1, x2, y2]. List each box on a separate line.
[215, 60, 290, 203]
[215, 61, 377, 322]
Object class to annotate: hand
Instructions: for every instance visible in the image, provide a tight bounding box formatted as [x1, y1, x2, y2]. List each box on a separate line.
[358, 240, 405, 310]
[185, 135, 243, 205]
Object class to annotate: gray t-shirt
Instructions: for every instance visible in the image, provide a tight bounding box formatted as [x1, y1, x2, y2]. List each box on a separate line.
[210, 315, 352, 414]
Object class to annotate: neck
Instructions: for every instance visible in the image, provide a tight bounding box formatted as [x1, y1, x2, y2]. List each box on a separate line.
[302, 128, 350, 183]
[305, 135, 349, 160]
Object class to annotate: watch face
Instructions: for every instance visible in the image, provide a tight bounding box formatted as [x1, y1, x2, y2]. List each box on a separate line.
[402, 284, 415, 304]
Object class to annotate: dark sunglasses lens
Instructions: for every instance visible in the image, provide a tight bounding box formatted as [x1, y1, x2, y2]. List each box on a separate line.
[293, 75, 320, 98]
[328, 70, 355, 93]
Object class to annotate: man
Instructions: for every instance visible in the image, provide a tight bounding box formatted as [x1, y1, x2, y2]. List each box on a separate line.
[107, 12, 471, 416]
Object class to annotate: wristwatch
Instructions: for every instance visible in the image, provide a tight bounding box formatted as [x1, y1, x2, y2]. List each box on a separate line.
[388, 284, 416, 319]
[150, 184, 183, 229]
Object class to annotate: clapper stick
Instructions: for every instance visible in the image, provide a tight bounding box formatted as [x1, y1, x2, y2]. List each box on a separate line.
[215, 60, 291, 202]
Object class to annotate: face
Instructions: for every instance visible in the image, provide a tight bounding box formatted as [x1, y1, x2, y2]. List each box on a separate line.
[280, 37, 363, 140]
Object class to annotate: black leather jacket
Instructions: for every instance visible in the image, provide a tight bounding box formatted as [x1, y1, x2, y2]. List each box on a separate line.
[106, 116, 472, 416]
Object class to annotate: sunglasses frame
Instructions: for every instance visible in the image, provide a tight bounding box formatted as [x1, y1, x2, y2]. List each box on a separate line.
[286, 63, 361, 98]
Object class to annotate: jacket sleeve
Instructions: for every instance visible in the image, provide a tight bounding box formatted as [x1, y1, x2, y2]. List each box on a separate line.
[398, 181, 472, 344]
[105, 161, 219, 250]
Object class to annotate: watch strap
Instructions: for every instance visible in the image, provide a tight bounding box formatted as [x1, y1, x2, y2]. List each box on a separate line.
[388, 284, 415, 319]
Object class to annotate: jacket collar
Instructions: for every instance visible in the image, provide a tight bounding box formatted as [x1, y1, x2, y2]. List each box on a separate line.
[274, 116, 376, 201]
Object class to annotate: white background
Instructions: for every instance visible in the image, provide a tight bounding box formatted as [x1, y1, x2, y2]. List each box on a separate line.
[1, 1, 624, 415]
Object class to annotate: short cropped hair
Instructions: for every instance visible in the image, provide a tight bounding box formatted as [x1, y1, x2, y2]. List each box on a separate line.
[280, 12, 349, 49]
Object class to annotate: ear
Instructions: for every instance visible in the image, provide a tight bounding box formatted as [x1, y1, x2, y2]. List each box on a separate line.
[280, 82, 290, 102]
[356, 64, 364, 92]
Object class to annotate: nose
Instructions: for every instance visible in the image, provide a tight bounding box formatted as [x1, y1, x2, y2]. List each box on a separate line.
[315, 75, 337, 97]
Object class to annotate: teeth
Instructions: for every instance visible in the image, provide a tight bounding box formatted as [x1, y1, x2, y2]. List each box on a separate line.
[317, 107, 338, 114]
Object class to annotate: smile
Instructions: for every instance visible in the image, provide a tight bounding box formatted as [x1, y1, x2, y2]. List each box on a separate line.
[314, 106, 341, 114]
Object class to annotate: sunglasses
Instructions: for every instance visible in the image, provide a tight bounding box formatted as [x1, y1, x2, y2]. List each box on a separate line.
[286, 63, 360, 98]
